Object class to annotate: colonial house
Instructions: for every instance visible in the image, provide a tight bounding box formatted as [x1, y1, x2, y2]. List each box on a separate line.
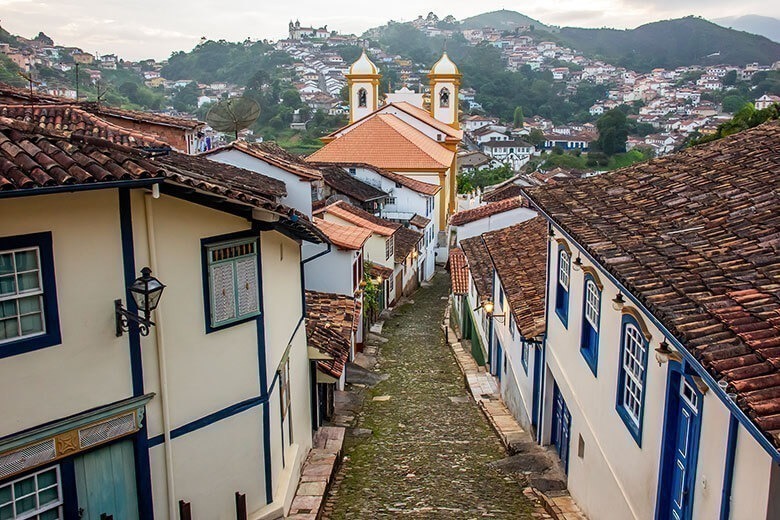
[201, 140, 324, 217]
[393, 226, 424, 297]
[755, 94, 780, 110]
[448, 197, 536, 245]
[0, 118, 328, 519]
[481, 139, 534, 171]
[309, 162, 440, 281]
[542, 133, 591, 151]
[314, 201, 401, 308]
[522, 121, 780, 520]
[458, 150, 502, 173]
[481, 218, 548, 432]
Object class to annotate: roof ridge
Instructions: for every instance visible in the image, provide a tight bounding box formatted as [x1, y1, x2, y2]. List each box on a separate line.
[376, 114, 446, 164]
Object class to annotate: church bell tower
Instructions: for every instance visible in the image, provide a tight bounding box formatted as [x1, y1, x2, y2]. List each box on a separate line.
[428, 52, 461, 130]
[346, 51, 381, 123]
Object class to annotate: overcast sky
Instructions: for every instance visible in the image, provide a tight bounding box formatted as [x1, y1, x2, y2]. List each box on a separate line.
[0, 0, 776, 61]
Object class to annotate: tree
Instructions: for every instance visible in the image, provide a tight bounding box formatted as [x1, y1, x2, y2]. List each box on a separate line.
[170, 82, 200, 112]
[722, 70, 737, 86]
[721, 95, 748, 114]
[527, 128, 545, 147]
[594, 109, 628, 156]
[513, 106, 524, 128]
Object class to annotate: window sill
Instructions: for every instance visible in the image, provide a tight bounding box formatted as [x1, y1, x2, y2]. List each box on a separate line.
[615, 405, 643, 447]
[0, 331, 62, 359]
[206, 313, 261, 334]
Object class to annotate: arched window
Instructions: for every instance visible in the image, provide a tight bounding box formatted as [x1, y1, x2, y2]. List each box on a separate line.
[439, 87, 450, 108]
[357, 88, 367, 108]
[555, 246, 570, 326]
[617, 312, 649, 444]
[580, 275, 600, 375]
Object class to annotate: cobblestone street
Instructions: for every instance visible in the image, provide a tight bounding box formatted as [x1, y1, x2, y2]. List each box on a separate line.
[322, 272, 536, 519]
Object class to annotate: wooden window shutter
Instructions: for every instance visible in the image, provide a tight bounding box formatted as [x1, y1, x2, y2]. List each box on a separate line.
[235, 257, 259, 317]
[210, 262, 236, 324]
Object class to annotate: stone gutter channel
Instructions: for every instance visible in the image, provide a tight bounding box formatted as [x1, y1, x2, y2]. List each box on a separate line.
[442, 299, 588, 520]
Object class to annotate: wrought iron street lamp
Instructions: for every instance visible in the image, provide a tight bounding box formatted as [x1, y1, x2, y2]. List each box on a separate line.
[115, 267, 166, 337]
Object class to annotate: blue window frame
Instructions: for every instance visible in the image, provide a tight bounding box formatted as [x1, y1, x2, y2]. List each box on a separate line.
[201, 231, 262, 333]
[580, 275, 601, 376]
[0, 232, 61, 358]
[616, 313, 649, 445]
[555, 246, 570, 327]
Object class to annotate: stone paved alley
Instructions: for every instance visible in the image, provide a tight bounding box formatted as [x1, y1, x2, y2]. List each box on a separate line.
[321, 272, 537, 519]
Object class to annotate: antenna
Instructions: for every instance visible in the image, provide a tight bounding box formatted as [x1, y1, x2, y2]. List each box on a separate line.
[95, 80, 108, 106]
[74, 62, 80, 101]
[206, 97, 261, 141]
[17, 71, 41, 106]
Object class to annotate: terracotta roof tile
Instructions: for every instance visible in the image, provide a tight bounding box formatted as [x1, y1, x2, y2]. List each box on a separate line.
[305, 290, 361, 379]
[387, 102, 463, 140]
[394, 226, 423, 263]
[314, 217, 372, 250]
[314, 200, 400, 236]
[448, 248, 469, 295]
[0, 104, 169, 148]
[460, 236, 493, 301]
[482, 183, 525, 203]
[367, 261, 393, 280]
[482, 217, 548, 338]
[307, 161, 440, 196]
[523, 120, 780, 449]
[449, 197, 525, 226]
[306, 114, 454, 170]
[0, 117, 328, 243]
[409, 214, 431, 229]
[82, 102, 203, 130]
[320, 165, 388, 202]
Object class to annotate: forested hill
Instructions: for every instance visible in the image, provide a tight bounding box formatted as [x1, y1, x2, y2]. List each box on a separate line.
[553, 17, 780, 71]
[460, 10, 549, 31]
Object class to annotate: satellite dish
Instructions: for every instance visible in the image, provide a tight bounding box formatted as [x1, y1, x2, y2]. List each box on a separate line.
[206, 97, 260, 140]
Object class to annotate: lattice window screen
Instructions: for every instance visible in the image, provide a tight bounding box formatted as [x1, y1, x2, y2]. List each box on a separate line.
[211, 262, 236, 324]
[78, 413, 136, 449]
[0, 440, 55, 479]
[235, 257, 259, 317]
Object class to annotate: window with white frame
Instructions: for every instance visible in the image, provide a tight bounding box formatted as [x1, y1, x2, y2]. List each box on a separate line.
[0, 247, 45, 343]
[521, 340, 529, 373]
[554, 247, 570, 326]
[0, 466, 63, 519]
[619, 322, 647, 432]
[580, 276, 601, 375]
[205, 238, 260, 329]
[509, 315, 516, 339]
[385, 237, 394, 260]
[387, 197, 397, 205]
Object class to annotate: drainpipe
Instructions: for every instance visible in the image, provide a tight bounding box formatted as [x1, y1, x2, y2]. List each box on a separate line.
[719, 415, 739, 520]
[144, 187, 177, 520]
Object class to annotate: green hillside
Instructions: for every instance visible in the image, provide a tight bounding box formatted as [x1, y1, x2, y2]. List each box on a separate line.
[554, 17, 780, 71]
[461, 10, 548, 31]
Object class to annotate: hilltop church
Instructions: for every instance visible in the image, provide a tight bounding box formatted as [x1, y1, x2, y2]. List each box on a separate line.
[306, 51, 463, 252]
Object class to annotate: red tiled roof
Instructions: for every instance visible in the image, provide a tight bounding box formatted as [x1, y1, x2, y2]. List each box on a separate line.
[367, 261, 393, 280]
[201, 140, 323, 180]
[314, 217, 372, 250]
[449, 197, 525, 226]
[523, 120, 780, 449]
[306, 114, 454, 170]
[0, 117, 331, 244]
[459, 236, 493, 301]
[305, 290, 361, 379]
[307, 161, 440, 196]
[386, 102, 463, 140]
[320, 166, 388, 202]
[482, 217, 548, 338]
[0, 104, 169, 148]
[394, 226, 423, 263]
[482, 184, 525, 203]
[448, 248, 469, 295]
[409, 214, 431, 229]
[315, 200, 400, 237]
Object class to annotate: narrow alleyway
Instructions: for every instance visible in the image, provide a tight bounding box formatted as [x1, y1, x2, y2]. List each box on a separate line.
[322, 272, 536, 518]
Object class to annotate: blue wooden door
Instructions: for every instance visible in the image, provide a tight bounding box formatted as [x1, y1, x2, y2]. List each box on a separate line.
[532, 346, 542, 428]
[551, 382, 571, 473]
[74, 440, 139, 520]
[494, 337, 503, 381]
[669, 378, 701, 520]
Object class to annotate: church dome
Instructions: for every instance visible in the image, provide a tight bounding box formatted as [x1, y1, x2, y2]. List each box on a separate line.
[349, 51, 378, 75]
[430, 52, 459, 75]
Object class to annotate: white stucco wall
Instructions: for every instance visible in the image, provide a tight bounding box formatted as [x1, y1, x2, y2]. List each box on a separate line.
[207, 149, 315, 217]
[302, 243, 355, 296]
[453, 207, 537, 245]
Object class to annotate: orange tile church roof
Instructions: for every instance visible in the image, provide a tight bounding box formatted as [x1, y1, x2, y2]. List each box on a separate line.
[306, 114, 454, 171]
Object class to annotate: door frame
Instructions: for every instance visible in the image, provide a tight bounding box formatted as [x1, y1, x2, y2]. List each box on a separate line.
[551, 381, 572, 474]
[655, 361, 703, 520]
